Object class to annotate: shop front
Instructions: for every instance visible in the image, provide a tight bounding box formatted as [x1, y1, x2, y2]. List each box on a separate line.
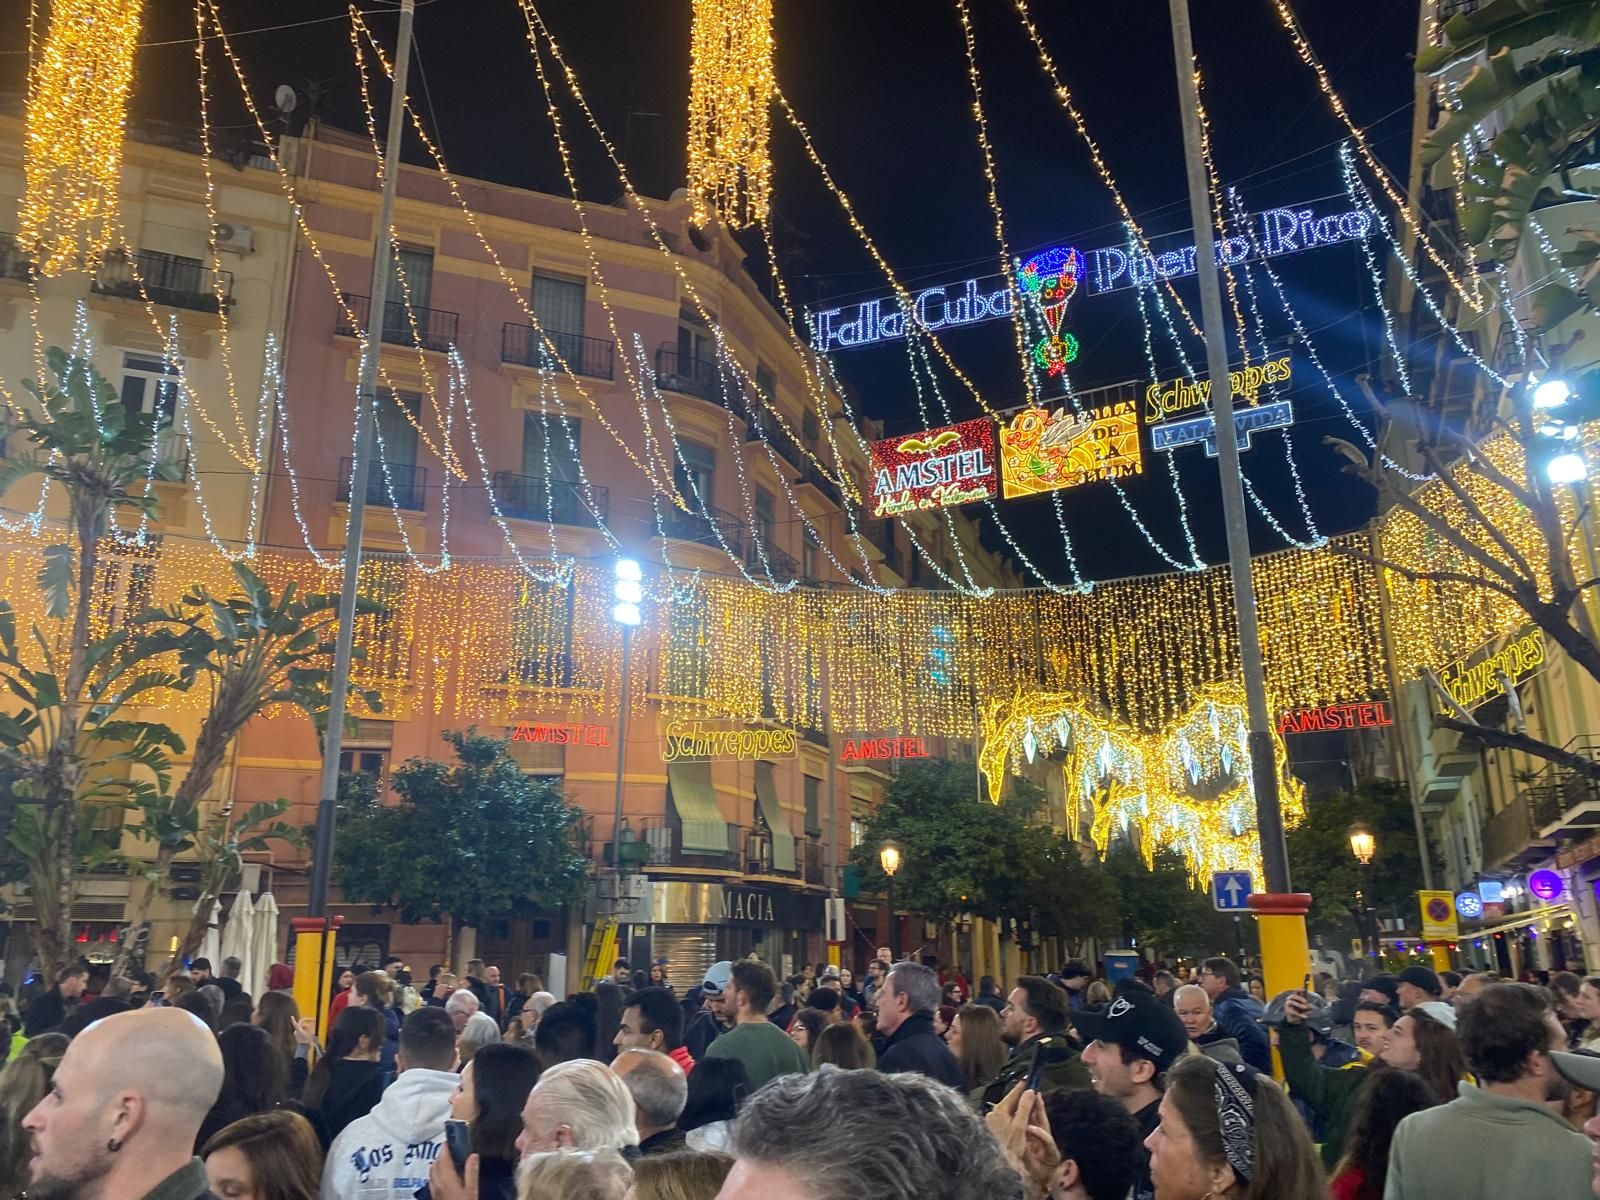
[615, 881, 825, 990]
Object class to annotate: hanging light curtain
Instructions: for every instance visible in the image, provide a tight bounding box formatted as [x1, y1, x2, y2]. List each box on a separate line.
[686, 0, 774, 229]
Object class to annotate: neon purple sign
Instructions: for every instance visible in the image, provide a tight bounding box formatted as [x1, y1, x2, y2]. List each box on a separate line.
[1528, 869, 1565, 902]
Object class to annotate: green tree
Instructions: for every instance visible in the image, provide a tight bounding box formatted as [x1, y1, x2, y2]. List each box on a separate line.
[1102, 844, 1221, 963]
[1028, 833, 1123, 955]
[848, 758, 1040, 922]
[0, 348, 187, 979]
[332, 729, 590, 930]
[1286, 779, 1428, 939]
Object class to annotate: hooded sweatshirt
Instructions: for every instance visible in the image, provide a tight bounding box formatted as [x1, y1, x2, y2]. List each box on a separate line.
[321, 1067, 459, 1200]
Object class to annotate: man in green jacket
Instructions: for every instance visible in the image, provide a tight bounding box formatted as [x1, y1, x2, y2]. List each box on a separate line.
[1385, 982, 1591, 1200]
[980, 975, 1090, 1112]
[1278, 990, 1379, 1168]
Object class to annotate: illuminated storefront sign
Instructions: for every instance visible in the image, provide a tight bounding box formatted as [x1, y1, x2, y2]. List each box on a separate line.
[999, 398, 1142, 498]
[1150, 400, 1294, 456]
[1276, 701, 1392, 735]
[1436, 624, 1545, 713]
[841, 736, 932, 762]
[1144, 355, 1292, 425]
[810, 201, 1372, 353]
[511, 720, 612, 746]
[868, 419, 997, 517]
[1529, 869, 1565, 902]
[662, 721, 798, 762]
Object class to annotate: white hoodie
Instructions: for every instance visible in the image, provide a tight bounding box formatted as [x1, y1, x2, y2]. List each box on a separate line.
[321, 1067, 460, 1200]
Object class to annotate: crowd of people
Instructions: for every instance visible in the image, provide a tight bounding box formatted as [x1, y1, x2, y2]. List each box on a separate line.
[4, 948, 1600, 1200]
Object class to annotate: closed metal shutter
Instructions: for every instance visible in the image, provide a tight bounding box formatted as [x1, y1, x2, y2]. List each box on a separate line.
[650, 925, 717, 992]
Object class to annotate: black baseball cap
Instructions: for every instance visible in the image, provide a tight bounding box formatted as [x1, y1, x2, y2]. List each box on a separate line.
[1360, 974, 1400, 1004]
[1396, 966, 1442, 997]
[1059, 961, 1092, 981]
[1070, 988, 1189, 1072]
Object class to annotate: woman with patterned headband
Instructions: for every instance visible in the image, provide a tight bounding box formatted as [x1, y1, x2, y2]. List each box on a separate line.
[1144, 1056, 1324, 1200]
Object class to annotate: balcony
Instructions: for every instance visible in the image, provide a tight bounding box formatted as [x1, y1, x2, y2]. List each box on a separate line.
[636, 820, 741, 872]
[866, 525, 901, 575]
[336, 293, 458, 353]
[491, 473, 608, 527]
[337, 456, 427, 511]
[798, 461, 844, 507]
[655, 346, 723, 405]
[1529, 739, 1600, 838]
[94, 250, 233, 313]
[1481, 790, 1551, 873]
[0, 232, 33, 284]
[743, 539, 800, 583]
[501, 323, 614, 380]
[656, 503, 745, 558]
[745, 411, 807, 474]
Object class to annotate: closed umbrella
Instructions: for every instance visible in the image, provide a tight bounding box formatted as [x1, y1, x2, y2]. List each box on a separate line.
[197, 898, 223, 967]
[221, 892, 256, 998]
[251, 893, 280, 997]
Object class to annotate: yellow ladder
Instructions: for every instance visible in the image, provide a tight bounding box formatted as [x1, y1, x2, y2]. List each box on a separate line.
[582, 916, 618, 990]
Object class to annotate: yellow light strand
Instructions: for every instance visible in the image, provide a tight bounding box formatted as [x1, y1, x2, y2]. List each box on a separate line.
[686, 0, 774, 230]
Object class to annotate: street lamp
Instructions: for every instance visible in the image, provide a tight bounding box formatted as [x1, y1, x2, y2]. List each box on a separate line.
[610, 560, 643, 883]
[1348, 821, 1377, 959]
[879, 841, 902, 961]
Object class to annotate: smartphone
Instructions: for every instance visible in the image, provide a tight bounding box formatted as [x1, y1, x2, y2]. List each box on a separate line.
[1027, 1044, 1070, 1094]
[1301, 973, 1313, 996]
[444, 1119, 471, 1170]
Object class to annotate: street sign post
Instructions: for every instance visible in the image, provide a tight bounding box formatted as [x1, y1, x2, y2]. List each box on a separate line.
[1212, 871, 1254, 912]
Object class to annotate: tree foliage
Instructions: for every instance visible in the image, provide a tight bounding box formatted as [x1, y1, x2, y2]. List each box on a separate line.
[1286, 779, 1428, 938]
[332, 729, 590, 926]
[1103, 844, 1228, 961]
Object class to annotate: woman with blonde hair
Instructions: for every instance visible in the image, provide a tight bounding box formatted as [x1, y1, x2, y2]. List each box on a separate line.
[515, 1149, 631, 1200]
[947, 1003, 1007, 1095]
[0, 1034, 67, 1197]
[628, 1151, 732, 1200]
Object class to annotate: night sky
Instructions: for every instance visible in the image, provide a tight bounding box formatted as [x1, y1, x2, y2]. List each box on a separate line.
[3, 0, 1424, 583]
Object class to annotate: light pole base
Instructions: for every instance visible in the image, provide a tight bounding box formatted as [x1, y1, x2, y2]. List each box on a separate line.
[291, 915, 343, 1042]
[1428, 942, 1452, 973]
[1247, 892, 1311, 1082]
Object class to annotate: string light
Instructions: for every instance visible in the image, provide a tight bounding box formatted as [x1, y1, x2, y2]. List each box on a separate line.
[686, 0, 774, 229]
[19, 0, 142, 276]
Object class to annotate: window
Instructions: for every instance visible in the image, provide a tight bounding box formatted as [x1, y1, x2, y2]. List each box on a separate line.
[506, 737, 565, 776]
[532, 274, 586, 337]
[754, 486, 776, 544]
[522, 411, 582, 486]
[677, 305, 712, 370]
[510, 580, 574, 687]
[755, 363, 776, 403]
[675, 441, 716, 507]
[802, 410, 820, 445]
[666, 603, 710, 699]
[850, 817, 866, 848]
[120, 353, 181, 472]
[804, 776, 822, 836]
[388, 247, 433, 312]
[802, 527, 821, 581]
[339, 749, 389, 778]
[370, 389, 421, 467]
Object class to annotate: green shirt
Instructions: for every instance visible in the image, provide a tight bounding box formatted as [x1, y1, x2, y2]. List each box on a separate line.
[143, 1159, 212, 1200]
[702, 1019, 810, 1090]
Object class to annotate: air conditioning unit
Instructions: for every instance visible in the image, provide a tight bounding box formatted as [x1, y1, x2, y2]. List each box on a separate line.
[213, 223, 255, 254]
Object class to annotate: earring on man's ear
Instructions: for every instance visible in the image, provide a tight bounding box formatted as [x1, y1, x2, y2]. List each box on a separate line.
[106, 1137, 123, 1153]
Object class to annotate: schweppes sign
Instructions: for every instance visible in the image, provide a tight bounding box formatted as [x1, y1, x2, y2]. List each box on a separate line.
[662, 721, 798, 762]
[1437, 624, 1545, 713]
[1143, 354, 1292, 425]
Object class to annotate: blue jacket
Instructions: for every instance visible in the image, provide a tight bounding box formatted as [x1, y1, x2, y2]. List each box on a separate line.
[1211, 987, 1271, 1073]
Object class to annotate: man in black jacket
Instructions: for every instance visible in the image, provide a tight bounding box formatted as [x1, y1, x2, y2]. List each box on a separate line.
[24, 964, 88, 1036]
[982, 975, 1091, 1111]
[876, 961, 964, 1089]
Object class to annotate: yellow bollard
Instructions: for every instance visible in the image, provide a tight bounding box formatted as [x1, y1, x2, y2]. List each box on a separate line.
[1428, 943, 1452, 974]
[826, 943, 841, 968]
[291, 915, 342, 1044]
[1248, 892, 1312, 1081]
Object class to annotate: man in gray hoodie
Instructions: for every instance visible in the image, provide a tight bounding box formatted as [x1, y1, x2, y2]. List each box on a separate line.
[1384, 982, 1592, 1200]
[323, 1007, 461, 1200]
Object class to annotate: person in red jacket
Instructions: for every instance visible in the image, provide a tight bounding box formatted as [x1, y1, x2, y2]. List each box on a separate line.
[325, 966, 356, 1032]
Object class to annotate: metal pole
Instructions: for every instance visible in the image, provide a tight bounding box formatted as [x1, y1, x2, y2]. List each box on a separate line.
[308, 0, 417, 918]
[612, 624, 633, 874]
[1167, 0, 1290, 894]
[888, 877, 899, 961]
[824, 653, 838, 898]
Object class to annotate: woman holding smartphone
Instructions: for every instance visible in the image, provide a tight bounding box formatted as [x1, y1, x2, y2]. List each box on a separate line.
[422, 1042, 539, 1200]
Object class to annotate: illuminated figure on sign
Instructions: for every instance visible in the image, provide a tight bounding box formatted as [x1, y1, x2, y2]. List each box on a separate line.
[1019, 246, 1083, 377]
[999, 399, 1142, 497]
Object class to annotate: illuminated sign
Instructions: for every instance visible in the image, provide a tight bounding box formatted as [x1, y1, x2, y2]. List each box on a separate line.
[1529, 869, 1565, 902]
[867, 419, 997, 517]
[1478, 880, 1505, 904]
[1019, 247, 1083, 377]
[999, 399, 1142, 498]
[1144, 355, 1292, 425]
[1455, 891, 1483, 919]
[810, 201, 1373, 352]
[1436, 624, 1545, 713]
[662, 721, 798, 763]
[841, 736, 931, 762]
[1418, 890, 1459, 941]
[511, 720, 611, 746]
[1276, 701, 1392, 735]
[1150, 400, 1294, 456]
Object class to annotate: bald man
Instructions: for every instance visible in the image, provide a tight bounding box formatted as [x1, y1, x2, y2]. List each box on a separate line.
[23, 1006, 223, 1200]
[611, 1048, 688, 1156]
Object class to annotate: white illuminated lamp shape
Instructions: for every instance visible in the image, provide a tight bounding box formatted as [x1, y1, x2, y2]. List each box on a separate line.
[1533, 377, 1573, 410]
[613, 558, 643, 626]
[1549, 451, 1588, 485]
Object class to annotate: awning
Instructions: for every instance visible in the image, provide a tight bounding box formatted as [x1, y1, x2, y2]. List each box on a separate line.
[668, 762, 728, 855]
[754, 761, 797, 873]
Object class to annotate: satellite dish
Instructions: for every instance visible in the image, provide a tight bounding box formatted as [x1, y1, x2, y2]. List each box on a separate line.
[274, 85, 298, 114]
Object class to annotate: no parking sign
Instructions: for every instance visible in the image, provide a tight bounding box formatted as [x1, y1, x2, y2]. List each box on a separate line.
[1418, 890, 1459, 941]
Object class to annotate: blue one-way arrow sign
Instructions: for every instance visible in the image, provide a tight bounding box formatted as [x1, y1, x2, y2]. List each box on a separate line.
[1212, 870, 1255, 912]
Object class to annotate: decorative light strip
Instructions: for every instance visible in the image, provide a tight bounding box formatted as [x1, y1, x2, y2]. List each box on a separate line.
[686, 0, 774, 229]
